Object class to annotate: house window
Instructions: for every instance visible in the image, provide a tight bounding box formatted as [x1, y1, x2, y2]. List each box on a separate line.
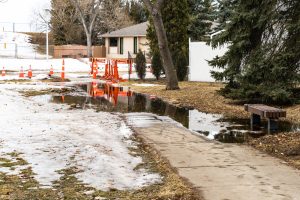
[119, 37, 124, 54]
[109, 37, 118, 47]
[133, 37, 138, 54]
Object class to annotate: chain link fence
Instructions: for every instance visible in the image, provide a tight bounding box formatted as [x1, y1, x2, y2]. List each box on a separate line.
[0, 22, 52, 59]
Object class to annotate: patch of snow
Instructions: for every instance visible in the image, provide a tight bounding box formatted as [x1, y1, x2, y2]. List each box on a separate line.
[0, 58, 90, 73]
[122, 72, 156, 80]
[31, 74, 49, 80]
[0, 32, 48, 59]
[0, 84, 161, 190]
[0, 75, 28, 81]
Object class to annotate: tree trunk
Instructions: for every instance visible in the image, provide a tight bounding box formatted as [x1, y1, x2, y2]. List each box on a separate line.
[70, 0, 99, 59]
[152, 13, 179, 90]
[142, 0, 179, 90]
[86, 32, 92, 58]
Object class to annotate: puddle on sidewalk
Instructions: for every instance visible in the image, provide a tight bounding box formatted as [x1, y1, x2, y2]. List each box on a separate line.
[32, 82, 300, 143]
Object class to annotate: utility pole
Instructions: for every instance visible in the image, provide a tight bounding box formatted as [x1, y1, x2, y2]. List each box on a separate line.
[44, 8, 50, 61]
[46, 22, 49, 61]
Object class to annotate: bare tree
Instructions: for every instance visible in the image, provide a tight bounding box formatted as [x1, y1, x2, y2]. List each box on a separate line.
[98, 0, 133, 33]
[70, 0, 102, 57]
[142, 0, 179, 90]
[48, 0, 85, 45]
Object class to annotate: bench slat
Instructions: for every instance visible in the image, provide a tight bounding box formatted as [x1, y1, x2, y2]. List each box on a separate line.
[244, 104, 286, 119]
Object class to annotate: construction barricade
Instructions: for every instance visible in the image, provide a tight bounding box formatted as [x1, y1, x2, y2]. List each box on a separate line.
[91, 58, 133, 83]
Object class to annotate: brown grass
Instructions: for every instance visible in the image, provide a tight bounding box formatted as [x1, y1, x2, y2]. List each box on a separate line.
[248, 132, 300, 169]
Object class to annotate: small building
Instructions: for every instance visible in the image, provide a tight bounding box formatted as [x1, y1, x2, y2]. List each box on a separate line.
[100, 22, 150, 60]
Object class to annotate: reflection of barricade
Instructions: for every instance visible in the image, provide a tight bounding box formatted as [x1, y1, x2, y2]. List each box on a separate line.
[91, 58, 133, 83]
[89, 81, 133, 106]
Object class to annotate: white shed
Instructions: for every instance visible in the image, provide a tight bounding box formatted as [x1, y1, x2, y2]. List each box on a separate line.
[188, 38, 228, 82]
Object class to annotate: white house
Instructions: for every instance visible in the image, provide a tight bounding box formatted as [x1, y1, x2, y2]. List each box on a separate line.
[100, 22, 150, 60]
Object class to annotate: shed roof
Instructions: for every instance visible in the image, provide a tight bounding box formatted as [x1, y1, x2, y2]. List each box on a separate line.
[100, 22, 148, 38]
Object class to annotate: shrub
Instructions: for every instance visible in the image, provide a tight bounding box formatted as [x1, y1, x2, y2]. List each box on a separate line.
[175, 53, 188, 81]
[151, 51, 163, 80]
[135, 49, 146, 80]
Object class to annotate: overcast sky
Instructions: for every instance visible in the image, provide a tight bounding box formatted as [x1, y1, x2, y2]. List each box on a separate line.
[0, 0, 50, 23]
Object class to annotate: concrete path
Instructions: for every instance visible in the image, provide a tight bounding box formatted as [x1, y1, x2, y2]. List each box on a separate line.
[126, 113, 300, 200]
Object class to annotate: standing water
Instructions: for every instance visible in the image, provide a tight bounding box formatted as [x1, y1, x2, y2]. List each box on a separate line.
[33, 82, 300, 143]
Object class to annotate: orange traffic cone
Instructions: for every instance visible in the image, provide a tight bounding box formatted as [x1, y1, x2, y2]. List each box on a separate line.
[104, 63, 109, 78]
[28, 65, 33, 79]
[92, 81, 97, 96]
[107, 61, 111, 79]
[49, 65, 54, 76]
[61, 59, 65, 80]
[113, 61, 119, 81]
[1, 67, 5, 77]
[19, 67, 24, 78]
[93, 61, 98, 79]
[112, 87, 119, 106]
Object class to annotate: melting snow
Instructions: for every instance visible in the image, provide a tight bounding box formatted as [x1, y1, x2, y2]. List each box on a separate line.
[0, 84, 161, 190]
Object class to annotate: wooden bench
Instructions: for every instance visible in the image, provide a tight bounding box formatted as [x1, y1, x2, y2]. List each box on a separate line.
[244, 104, 286, 133]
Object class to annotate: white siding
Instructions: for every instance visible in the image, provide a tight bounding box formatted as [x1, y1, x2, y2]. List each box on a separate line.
[188, 39, 228, 82]
[104, 36, 150, 60]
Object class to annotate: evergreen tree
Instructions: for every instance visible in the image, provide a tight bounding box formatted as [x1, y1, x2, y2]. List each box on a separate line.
[135, 50, 146, 80]
[151, 51, 163, 80]
[188, 0, 216, 41]
[210, 0, 300, 104]
[125, 0, 148, 23]
[214, 0, 237, 31]
[147, 0, 190, 81]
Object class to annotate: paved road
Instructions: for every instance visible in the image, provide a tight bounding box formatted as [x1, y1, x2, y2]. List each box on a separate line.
[126, 113, 300, 200]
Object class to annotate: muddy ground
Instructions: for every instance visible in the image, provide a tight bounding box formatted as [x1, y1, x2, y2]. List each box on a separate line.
[123, 80, 300, 169]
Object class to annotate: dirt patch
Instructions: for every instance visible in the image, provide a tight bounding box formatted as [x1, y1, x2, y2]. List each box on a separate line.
[41, 77, 71, 82]
[248, 132, 300, 169]
[19, 87, 76, 97]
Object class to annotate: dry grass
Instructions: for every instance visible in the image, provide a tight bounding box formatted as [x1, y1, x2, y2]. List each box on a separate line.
[249, 132, 300, 169]
[285, 105, 300, 124]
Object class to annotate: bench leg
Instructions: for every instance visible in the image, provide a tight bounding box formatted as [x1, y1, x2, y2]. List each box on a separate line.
[250, 114, 261, 130]
[267, 118, 278, 134]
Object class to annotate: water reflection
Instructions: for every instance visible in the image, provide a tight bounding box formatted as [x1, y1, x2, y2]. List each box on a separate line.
[35, 82, 300, 143]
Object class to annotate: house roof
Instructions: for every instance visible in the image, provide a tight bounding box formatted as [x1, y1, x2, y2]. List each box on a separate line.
[100, 22, 148, 38]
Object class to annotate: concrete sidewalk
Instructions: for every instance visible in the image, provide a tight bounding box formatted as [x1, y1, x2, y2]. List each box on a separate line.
[126, 113, 300, 200]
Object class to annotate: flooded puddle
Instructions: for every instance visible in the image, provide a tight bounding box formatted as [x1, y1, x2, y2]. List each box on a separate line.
[33, 82, 300, 143]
